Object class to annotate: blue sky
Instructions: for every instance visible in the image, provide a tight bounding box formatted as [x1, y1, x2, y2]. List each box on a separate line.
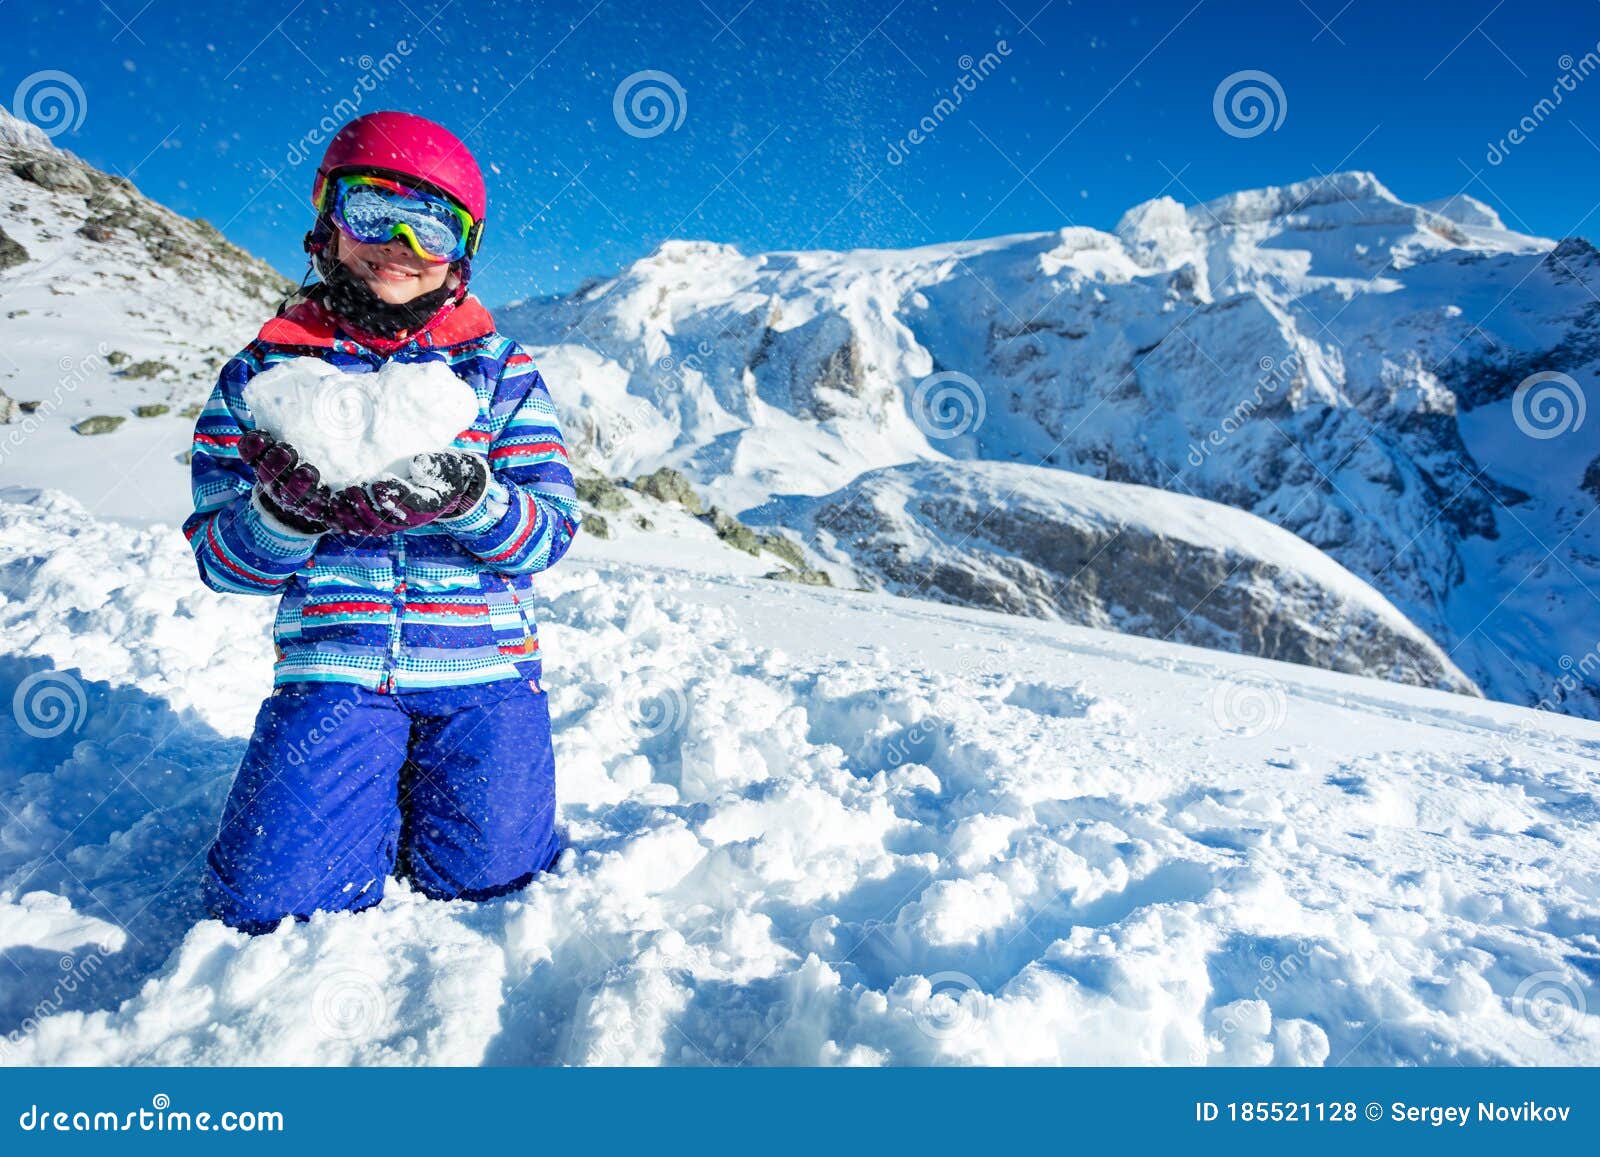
[5, 0, 1596, 303]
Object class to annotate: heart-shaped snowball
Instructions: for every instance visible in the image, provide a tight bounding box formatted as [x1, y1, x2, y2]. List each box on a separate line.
[246, 357, 481, 489]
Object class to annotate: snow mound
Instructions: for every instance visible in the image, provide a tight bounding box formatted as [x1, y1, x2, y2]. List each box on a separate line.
[245, 357, 481, 488]
[2, 490, 1598, 1066]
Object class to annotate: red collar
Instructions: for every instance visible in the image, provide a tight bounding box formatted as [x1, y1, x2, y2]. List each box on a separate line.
[257, 295, 497, 354]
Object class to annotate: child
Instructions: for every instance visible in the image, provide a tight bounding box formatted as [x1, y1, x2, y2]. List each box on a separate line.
[183, 111, 581, 934]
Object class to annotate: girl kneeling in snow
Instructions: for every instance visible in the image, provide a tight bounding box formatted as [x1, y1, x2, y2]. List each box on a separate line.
[183, 112, 581, 933]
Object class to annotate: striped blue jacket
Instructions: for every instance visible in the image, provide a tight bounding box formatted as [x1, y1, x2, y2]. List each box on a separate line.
[182, 296, 581, 692]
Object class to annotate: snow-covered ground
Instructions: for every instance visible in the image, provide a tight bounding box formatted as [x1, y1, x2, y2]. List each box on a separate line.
[2, 488, 1597, 1065]
[4, 106, 1598, 1069]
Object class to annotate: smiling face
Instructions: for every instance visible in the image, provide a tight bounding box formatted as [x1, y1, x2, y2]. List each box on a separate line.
[332, 231, 453, 304]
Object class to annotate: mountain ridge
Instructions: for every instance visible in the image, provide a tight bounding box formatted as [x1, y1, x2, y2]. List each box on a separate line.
[501, 170, 1597, 716]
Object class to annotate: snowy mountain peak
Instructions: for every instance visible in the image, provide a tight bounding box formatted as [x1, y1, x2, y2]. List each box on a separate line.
[1422, 193, 1506, 231]
[1115, 195, 1204, 271]
[0, 107, 54, 152]
[1197, 170, 1398, 227]
[502, 169, 1595, 716]
[645, 239, 746, 268]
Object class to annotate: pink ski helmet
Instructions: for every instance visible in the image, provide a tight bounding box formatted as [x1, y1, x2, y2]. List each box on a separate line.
[311, 111, 487, 257]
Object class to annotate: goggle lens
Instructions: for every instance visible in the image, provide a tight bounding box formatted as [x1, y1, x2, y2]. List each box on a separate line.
[327, 175, 473, 263]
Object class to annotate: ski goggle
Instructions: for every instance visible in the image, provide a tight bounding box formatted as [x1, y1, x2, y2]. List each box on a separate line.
[319, 173, 478, 263]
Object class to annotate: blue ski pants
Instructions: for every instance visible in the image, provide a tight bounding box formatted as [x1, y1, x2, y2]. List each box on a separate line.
[204, 678, 559, 933]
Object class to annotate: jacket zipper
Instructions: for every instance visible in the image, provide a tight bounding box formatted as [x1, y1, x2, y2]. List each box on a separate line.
[381, 532, 406, 693]
[503, 575, 536, 648]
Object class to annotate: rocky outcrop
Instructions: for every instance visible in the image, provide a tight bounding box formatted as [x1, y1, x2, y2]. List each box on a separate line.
[753, 460, 1478, 694]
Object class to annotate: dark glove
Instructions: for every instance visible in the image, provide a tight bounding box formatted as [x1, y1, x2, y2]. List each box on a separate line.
[413, 451, 490, 520]
[324, 480, 437, 535]
[238, 430, 332, 535]
[324, 452, 490, 537]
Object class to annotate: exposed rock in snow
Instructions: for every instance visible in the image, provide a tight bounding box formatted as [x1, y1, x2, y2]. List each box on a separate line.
[751, 460, 1477, 694]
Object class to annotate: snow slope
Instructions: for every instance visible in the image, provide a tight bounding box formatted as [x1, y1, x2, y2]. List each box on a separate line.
[0, 107, 290, 522]
[748, 459, 1476, 694]
[499, 175, 1599, 718]
[2, 488, 1597, 1066]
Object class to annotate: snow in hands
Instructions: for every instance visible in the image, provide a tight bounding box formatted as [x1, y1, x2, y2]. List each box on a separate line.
[1, 491, 1597, 1065]
[244, 357, 480, 490]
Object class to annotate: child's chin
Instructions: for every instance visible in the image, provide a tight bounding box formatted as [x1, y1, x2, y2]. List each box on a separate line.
[363, 278, 430, 304]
